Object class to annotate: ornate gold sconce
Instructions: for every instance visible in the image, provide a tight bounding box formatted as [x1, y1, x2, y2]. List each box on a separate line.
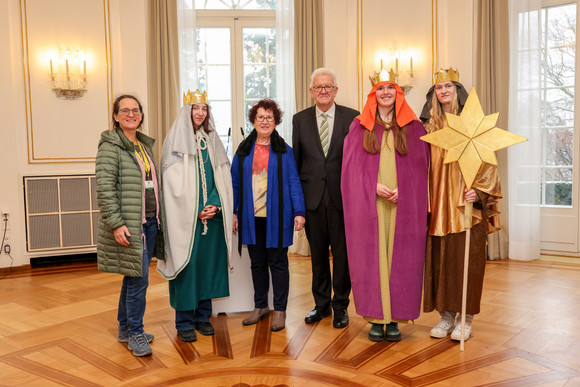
[50, 48, 87, 99]
[379, 47, 415, 93]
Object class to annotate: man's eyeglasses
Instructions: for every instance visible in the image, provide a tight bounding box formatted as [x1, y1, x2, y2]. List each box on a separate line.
[256, 115, 275, 123]
[119, 108, 142, 116]
[312, 85, 335, 93]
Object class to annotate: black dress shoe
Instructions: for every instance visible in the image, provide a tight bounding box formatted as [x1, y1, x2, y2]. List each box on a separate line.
[177, 329, 197, 342]
[368, 323, 385, 342]
[333, 309, 349, 328]
[194, 321, 215, 336]
[304, 307, 332, 323]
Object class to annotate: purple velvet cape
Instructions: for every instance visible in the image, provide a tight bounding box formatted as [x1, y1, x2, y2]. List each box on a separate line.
[341, 118, 429, 320]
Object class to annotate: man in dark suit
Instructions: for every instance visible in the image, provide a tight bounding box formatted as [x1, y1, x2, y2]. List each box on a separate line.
[292, 68, 359, 328]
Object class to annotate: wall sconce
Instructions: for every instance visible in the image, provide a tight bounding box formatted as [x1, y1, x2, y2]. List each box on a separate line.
[380, 47, 414, 93]
[50, 48, 87, 100]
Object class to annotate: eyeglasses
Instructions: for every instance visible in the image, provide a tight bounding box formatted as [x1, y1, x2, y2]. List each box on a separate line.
[255, 115, 275, 123]
[119, 108, 142, 116]
[312, 85, 335, 93]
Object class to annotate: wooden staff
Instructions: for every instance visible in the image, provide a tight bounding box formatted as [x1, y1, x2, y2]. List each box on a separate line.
[460, 201, 473, 351]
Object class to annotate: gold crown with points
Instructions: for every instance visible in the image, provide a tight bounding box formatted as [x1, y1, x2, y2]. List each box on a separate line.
[369, 67, 397, 87]
[183, 89, 208, 105]
[433, 67, 459, 84]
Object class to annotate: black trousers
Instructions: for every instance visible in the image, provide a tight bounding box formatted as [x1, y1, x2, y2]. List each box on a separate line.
[247, 217, 289, 311]
[304, 188, 351, 311]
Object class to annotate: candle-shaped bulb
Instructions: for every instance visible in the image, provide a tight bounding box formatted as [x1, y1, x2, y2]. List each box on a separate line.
[83, 60, 86, 76]
[66, 59, 69, 76]
[50, 59, 54, 76]
[410, 57, 413, 76]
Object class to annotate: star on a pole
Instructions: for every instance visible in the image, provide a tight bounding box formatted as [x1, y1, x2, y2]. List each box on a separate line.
[420, 87, 527, 189]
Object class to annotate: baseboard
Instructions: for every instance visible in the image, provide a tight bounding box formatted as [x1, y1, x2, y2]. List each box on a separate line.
[0, 264, 31, 276]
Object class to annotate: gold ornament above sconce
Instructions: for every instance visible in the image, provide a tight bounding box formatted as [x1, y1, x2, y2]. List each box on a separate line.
[377, 46, 415, 93]
[50, 48, 87, 100]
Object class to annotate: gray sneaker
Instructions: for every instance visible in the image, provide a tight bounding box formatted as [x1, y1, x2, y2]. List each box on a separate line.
[128, 333, 153, 357]
[118, 329, 154, 343]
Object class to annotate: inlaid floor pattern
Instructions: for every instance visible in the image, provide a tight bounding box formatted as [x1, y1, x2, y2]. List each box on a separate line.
[1, 257, 580, 386]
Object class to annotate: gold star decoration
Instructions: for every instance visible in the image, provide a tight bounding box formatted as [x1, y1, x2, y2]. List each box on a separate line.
[420, 87, 527, 189]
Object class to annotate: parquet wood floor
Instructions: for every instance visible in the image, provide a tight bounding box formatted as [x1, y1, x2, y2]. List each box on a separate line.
[0, 256, 579, 386]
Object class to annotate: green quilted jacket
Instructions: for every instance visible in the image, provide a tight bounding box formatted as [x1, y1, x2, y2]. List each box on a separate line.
[96, 129, 165, 277]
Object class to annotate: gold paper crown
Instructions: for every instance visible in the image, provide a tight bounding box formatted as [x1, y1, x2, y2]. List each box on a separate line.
[369, 67, 397, 87]
[183, 89, 208, 105]
[433, 67, 459, 84]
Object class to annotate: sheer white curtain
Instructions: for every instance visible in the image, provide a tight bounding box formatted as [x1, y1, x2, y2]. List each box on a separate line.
[177, 0, 198, 94]
[507, 0, 542, 260]
[276, 0, 295, 141]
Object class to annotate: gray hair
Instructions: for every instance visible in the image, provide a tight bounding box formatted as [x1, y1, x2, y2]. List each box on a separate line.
[310, 68, 338, 88]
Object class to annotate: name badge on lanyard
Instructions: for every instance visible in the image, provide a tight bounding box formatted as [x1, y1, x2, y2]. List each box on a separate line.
[145, 180, 154, 189]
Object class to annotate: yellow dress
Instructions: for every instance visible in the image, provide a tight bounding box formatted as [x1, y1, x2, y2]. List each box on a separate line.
[364, 128, 398, 324]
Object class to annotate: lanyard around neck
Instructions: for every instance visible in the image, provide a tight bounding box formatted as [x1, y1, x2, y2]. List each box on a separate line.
[135, 141, 151, 175]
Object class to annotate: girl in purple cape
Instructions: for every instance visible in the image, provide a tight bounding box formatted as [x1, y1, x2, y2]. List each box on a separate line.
[341, 77, 429, 342]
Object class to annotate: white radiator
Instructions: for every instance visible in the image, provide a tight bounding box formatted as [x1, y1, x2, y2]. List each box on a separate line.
[24, 175, 99, 252]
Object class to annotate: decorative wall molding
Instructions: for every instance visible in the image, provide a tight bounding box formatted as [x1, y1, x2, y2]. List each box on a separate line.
[20, 0, 112, 164]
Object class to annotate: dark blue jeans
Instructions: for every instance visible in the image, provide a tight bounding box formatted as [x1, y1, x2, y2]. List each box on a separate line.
[175, 299, 212, 330]
[117, 217, 158, 335]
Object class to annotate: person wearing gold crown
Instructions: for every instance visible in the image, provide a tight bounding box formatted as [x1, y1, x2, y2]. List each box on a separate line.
[157, 89, 233, 343]
[341, 70, 429, 342]
[420, 68, 501, 341]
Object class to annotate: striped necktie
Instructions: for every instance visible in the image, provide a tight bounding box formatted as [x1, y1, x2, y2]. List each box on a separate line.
[319, 112, 329, 156]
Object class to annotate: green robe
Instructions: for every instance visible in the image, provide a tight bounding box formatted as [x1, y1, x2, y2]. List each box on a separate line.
[169, 145, 229, 311]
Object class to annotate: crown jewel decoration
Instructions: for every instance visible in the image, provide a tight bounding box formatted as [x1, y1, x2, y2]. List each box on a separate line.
[183, 89, 208, 106]
[434, 67, 460, 84]
[369, 66, 397, 87]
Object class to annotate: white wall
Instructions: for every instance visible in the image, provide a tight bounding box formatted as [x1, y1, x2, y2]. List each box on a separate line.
[0, 0, 22, 268]
[437, 0, 475, 89]
[323, 0, 475, 113]
[0, 0, 148, 268]
[322, 0, 359, 111]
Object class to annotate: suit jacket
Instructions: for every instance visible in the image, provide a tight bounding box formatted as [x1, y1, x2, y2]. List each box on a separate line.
[292, 104, 359, 211]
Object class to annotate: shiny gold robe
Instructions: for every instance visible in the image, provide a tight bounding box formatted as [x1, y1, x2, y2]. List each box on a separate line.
[423, 143, 502, 315]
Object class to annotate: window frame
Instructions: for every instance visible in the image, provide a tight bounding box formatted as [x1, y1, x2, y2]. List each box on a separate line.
[195, 9, 276, 149]
[539, 1, 577, 208]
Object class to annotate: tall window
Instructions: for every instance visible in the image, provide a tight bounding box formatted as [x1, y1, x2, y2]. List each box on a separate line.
[243, 28, 277, 132]
[540, 3, 576, 206]
[196, 26, 277, 136]
[179, 0, 280, 155]
[195, 0, 274, 10]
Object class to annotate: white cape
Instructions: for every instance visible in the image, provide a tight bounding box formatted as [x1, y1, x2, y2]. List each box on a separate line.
[157, 104, 233, 280]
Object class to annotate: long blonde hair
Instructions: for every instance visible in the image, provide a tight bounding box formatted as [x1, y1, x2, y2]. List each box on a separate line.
[424, 88, 459, 133]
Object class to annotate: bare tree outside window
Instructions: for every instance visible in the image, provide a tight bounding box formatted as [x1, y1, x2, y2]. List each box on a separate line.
[541, 3, 576, 206]
[244, 28, 277, 134]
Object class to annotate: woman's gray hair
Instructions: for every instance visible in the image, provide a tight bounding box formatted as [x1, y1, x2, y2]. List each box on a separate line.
[310, 68, 338, 88]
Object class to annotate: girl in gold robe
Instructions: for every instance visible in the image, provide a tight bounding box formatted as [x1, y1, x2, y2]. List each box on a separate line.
[420, 69, 501, 341]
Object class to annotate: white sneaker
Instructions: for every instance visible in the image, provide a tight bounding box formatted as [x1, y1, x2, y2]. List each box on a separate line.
[430, 319, 456, 339]
[451, 322, 472, 341]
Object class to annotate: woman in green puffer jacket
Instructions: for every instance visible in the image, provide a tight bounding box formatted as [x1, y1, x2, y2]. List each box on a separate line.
[96, 94, 165, 357]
